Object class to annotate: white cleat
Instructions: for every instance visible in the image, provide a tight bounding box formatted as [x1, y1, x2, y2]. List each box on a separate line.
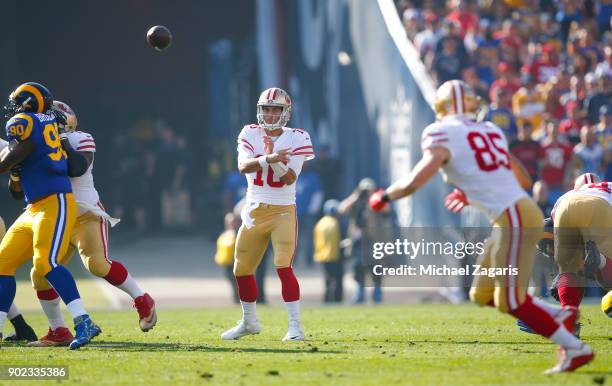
[221, 319, 261, 340]
[544, 344, 594, 374]
[282, 321, 305, 341]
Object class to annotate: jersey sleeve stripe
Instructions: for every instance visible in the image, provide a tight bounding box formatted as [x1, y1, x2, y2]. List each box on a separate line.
[292, 151, 314, 156]
[239, 139, 255, 152]
[293, 145, 313, 152]
[431, 139, 448, 144]
[79, 139, 95, 144]
[426, 132, 446, 137]
[77, 145, 96, 150]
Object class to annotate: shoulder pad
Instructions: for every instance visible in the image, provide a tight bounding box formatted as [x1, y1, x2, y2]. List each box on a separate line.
[7, 113, 35, 141]
[248, 123, 260, 129]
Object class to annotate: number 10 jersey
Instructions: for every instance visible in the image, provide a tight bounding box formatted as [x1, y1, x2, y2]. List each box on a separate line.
[236, 124, 315, 206]
[421, 115, 527, 220]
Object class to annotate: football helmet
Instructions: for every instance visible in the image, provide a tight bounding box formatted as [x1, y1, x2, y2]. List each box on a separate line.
[256, 87, 291, 130]
[574, 172, 600, 190]
[52, 100, 78, 132]
[4, 82, 53, 119]
[433, 80, 479, 120]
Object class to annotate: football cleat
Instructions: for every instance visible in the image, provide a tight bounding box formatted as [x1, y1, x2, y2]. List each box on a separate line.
[3, 324, 38, 343]
[282, 321, 305, 341]
[28, 327, 73, 347]
[134, 293, 157, 332]
[544, 344, 594, 374]
[583, 240, 601, 280]
[69, 315, 101, 350]
[221, 319, 262, 340]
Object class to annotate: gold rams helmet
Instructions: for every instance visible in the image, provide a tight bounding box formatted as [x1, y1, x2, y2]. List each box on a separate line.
[574, 172, 600, 190]
[257, 87, 292, 130]
[434, 80, 479, 120]
[52, 100, 78, 132]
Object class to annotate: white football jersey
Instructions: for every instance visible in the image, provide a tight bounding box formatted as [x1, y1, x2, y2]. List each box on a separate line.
[237, 124, 315, 205]
[552, 182, 612, 219]
[421, 115, 527, 220]
[67, 130, 100, 214]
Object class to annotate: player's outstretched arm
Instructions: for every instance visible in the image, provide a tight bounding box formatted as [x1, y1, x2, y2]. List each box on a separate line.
[370, 147, 448, 212]
[509, 153, 532, 190]
[0, 139, 34, 174]
[387, 147, 449, 200]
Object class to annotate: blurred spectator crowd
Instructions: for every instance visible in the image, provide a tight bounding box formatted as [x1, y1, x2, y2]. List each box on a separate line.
[398, 0, 612, 213]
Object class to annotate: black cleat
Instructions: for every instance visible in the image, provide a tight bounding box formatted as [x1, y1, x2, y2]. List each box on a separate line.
[3, 325, 38, 343]
[583, 240, 600, 280]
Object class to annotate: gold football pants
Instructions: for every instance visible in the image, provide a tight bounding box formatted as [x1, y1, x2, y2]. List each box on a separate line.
[553, 194, 612, 273]
[234, 203, 297, 276]
[470, 197, 544, 312]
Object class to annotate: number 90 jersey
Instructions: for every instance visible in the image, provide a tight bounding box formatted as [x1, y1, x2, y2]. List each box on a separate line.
[6, 112, 71, 203]
[421, 115, 526, 220]
[237, 124, 315, 205]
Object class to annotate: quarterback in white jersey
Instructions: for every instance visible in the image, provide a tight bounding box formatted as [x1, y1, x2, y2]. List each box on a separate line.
[8, 101, 157, 347]
[222, 87, 314, 342]
[369, 80, 593, 373]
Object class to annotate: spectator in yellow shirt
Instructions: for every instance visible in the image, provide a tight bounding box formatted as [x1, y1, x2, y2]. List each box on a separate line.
[512, 73, 547, 138]
[313, 200, 344, 303]
[215, 212, 240, 303]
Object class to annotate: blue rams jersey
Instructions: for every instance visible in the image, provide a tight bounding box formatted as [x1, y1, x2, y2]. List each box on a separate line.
[5, 112, 71, 203]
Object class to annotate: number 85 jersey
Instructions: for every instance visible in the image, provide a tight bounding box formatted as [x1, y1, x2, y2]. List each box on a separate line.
[6, 112, 71, 203]
[421, 115, 526, 220]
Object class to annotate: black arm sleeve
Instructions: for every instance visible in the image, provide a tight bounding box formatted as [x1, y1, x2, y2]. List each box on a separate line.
[66, 146, 89, 177]
[8, 180, 24, 200]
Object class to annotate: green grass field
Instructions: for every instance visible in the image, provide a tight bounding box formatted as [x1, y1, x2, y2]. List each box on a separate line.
[0, 305, 609, 386]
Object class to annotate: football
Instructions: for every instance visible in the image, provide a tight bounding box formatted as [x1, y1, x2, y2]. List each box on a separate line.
[146, 25, 172, 51]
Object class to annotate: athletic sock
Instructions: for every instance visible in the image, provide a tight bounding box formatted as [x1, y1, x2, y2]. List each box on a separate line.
[66, 299, 87, 320]
[241, 301, 258, 323]
[531, 297, 563, 317]
[44, 266, 82, 306]
[556, 273, 583, 307]
[276, 267, 300, 302]
[285, 300, 301, 324]
[235, 275, 258, 323]
[105, 261, 144, 299]
[37, 289, 67, 329]
[7, 302, 20, 320]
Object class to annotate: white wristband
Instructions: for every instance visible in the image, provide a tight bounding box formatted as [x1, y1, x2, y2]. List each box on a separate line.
[257, 155, 268, 168]
[269, 161, 289, 177]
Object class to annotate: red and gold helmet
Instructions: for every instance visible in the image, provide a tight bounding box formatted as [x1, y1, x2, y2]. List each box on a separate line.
[433, 80, 479, 120]
[574, 172, 601, 190]
[257, 87, 291, 129]
[52, 100, 78, 132]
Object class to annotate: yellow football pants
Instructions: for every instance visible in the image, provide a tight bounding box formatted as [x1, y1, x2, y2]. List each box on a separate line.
[0, 193, 76, 276]
[32, 210, 112, 291]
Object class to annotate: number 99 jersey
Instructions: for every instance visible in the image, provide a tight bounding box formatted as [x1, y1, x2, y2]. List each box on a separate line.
[6, 112, 71, 203]
[421, 115, 526, 220]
